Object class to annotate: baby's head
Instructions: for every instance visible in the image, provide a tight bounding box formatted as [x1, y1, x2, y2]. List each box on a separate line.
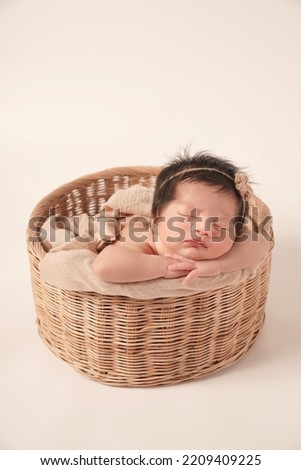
[151, 150, 251, 260]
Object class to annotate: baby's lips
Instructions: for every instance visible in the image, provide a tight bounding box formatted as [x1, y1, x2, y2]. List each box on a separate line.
[185, 239, 208, 248]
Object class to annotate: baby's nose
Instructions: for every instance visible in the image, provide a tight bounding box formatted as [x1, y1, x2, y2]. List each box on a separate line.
[190, 217, 213, 237]
[195, 225, 212, 237]
[191, 217, 216, 237]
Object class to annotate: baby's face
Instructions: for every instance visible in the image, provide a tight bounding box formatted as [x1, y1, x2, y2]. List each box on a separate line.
[153, 180, 239, 260]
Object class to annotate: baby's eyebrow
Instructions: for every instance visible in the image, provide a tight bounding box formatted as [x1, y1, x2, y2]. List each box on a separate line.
[176, 202, 193, 209]
[178, 205, 232, 222]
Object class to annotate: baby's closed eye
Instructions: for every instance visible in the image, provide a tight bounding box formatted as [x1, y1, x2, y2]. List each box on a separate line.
[213, 223, 227, 231]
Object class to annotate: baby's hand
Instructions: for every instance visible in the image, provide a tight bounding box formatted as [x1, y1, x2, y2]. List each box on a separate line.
[163, 255, 195, 280]
[165, 253, 221, 285]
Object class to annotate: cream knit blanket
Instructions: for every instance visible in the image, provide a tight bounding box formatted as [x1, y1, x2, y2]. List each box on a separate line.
[39, 184, 264, 299]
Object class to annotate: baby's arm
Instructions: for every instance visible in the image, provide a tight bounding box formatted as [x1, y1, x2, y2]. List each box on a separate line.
[92, 243, 189, 283]
[167, 230, 270, 284]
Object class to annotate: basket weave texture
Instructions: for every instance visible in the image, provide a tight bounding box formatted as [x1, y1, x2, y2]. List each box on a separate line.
[27, 166, 274, 387]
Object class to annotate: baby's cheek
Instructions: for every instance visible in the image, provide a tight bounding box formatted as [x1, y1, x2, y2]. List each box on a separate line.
[212, 237, 234, 257]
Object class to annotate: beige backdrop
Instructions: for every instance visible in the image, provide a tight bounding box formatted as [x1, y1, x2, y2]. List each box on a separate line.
[0, 0, 300, 450]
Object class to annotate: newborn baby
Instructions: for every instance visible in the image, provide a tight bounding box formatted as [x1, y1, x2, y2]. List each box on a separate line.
[92, 150, 269, 284]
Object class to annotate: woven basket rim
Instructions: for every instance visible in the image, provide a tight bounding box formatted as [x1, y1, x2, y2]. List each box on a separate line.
[29, 166, 161, 218]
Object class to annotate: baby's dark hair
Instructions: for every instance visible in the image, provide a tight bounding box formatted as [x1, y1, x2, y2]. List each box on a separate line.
[152, 149, 248, 237]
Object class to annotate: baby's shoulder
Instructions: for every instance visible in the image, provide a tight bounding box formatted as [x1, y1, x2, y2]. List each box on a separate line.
[117, 216, 155, 254]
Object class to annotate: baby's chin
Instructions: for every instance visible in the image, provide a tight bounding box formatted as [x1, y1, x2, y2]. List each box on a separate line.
[178, 244, 232, 261]
[176, 246, 214, 260]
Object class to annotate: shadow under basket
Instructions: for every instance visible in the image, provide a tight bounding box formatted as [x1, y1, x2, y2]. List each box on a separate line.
[27, 166, 274, 387]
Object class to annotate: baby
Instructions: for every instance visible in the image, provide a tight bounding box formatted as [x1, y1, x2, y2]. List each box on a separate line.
[92, 150, 269, 284]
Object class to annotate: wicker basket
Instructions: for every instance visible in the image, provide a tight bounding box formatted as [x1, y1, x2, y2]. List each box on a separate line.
[27, 166, 274, 387]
